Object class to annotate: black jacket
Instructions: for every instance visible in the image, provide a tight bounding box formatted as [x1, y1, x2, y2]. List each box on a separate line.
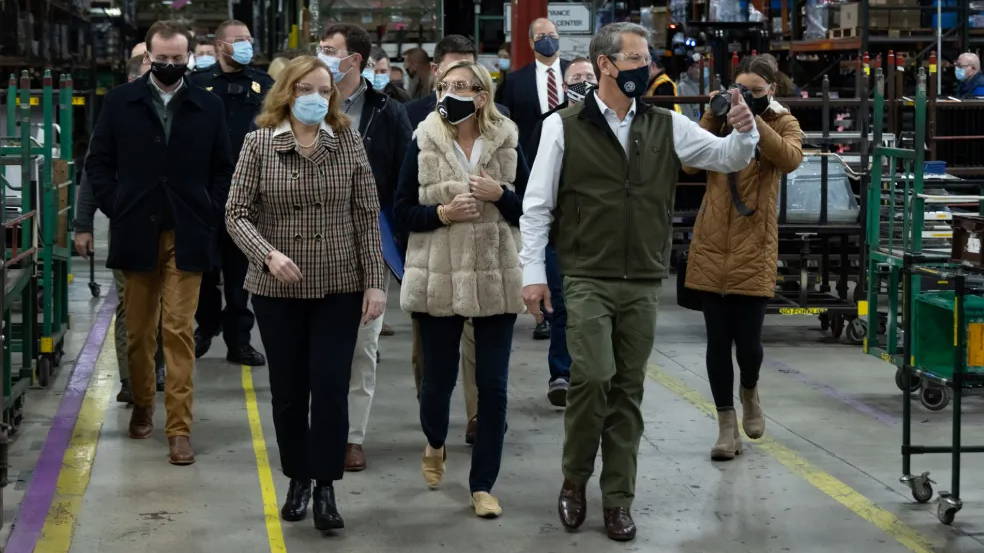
[86, 74, 233, 272]
[189, 65, 274, 162]
[383, 82, 411, 103]
[495, 59, 570, 161]
[405, 92, 512, 131]
[357, 79, 413, 218]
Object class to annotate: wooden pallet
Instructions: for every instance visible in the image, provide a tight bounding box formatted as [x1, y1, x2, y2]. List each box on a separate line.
[828, 27, 932, 40]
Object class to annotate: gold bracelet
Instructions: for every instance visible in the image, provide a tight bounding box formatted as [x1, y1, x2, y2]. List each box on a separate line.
[437, 205, 451, 225]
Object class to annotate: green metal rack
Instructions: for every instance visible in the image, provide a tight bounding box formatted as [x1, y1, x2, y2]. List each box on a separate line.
[1, 69, 74, 388]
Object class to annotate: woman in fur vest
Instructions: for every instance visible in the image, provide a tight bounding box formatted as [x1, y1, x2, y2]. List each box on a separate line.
[684, 55, 803, 461]
[394, 60, 529, 518]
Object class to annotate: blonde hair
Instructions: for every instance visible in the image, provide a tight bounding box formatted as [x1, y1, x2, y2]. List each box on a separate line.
[255, 55, 349, 131]
[434, 60, 506, 140]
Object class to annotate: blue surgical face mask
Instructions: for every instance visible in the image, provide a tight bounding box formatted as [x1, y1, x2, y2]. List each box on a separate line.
[372, 72, 390, 91]
[497, 58, 511, 71]
[292, 93, 330, 126]
[196, 55, 216, 69]
[229, 41, 254, 65]
[318, 53, 352, 83]
[956, 67, 967, 82]
[534, 36, 560, 58]
[361, 67, 374, 83]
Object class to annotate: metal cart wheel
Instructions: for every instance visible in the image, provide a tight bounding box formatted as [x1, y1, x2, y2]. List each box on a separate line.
[37, 356, 53, 388]
[830, 314, 845, 339]
[937, 494, 962, 525]
[88, 281, 101, 298]
[904, 472, 935, 503]
[919, 384, 951, 411]
[845, 317, 866, 344]
[895, 367, 921, 392]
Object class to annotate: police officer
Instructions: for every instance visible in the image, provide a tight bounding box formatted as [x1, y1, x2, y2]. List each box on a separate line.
[188, 19, 271, 366]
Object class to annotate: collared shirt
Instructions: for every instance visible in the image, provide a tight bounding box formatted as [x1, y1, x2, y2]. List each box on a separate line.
[593, 93, 637, 153]
[452, 137, 485, 173]
[149, 73, 184, 107]
[271, 119, 335, 144]
[519, 90, 760, 286]
[535, 57, 564, 114]
[344, 79, 368, 132]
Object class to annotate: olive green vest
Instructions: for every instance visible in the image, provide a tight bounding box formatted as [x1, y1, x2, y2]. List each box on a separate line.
[551, 94, 680, 280]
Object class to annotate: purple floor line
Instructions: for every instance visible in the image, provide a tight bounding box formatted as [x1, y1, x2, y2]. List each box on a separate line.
[5, 292, 117, 553]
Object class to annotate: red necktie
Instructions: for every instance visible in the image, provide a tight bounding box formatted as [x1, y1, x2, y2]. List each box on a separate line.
[547, 67, 559, 110]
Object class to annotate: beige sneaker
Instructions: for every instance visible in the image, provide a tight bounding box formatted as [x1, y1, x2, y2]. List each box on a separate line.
[740, 386, 765, 439]
[471, 491, 503, 518]
[710, 409, 742, 461]
[421, 445, 446, 489]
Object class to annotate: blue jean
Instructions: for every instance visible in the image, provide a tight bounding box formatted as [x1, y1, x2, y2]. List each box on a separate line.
[545, 245, 571, 381]
[417, 312, 516, 493]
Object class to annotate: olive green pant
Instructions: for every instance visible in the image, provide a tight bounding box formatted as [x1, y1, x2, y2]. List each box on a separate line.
[562, 276, 661, 509]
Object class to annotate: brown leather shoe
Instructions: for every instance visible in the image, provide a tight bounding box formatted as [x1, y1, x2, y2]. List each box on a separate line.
[344, 443, 366, 472]
[557, 479, 586, 530]
[128, 405, 154, 439]
[465, 416, 478, 445]
[603, 507, 636, 541]
[168, 436, 195, 465]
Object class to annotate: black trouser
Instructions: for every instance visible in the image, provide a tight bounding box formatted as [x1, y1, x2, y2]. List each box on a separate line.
[701, 292, 768, 410]
[196, 229, 254, 349]
[252, 293, 362, 482]
[416, 312, 516, 493]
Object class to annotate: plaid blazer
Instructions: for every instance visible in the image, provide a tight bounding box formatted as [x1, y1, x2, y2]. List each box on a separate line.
[226, 120, 386, 298]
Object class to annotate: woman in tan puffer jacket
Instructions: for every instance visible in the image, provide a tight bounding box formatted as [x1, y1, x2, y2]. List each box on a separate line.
[684, 55, 803, 461]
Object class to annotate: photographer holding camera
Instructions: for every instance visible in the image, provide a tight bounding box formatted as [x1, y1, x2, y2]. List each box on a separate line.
[684, 55, 803, 461]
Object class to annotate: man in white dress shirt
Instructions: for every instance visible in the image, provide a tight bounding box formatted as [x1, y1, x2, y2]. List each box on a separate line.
[519, 22, 759, 542]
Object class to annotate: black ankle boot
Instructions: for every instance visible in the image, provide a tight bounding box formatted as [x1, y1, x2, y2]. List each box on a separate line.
[313, 483, 344, 531]
[280, 479, 312, 522]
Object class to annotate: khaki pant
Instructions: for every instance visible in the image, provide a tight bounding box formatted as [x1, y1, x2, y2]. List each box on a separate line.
[413, 318, 477, 421]
[562, 276, 661, 509]
[123, 231, 202, 437]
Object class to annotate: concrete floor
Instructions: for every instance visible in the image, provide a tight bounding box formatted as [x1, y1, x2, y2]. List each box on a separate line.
[3, 215, 984, 553]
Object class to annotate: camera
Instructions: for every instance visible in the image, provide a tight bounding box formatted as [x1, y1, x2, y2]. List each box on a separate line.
[709, 84, 756, 117]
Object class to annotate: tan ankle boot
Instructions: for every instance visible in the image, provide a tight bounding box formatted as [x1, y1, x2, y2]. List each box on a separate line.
[740, 386, 765, 439]
[421, 445, 446, 489]
[710, 409, 741, 461]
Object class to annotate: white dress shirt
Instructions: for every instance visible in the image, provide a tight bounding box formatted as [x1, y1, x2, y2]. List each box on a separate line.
[149, 73, 184, 106]
[535, 58, 564, 114]
[519, 90, 760, 286]
[452, 137, 485, 173]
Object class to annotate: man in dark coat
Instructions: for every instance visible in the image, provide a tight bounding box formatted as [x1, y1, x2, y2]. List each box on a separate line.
[86, 20, 233, 466]
[188, 19, 272, 367]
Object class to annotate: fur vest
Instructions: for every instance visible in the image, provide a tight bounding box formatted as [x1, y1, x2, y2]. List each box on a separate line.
[400, 112, 525, 317]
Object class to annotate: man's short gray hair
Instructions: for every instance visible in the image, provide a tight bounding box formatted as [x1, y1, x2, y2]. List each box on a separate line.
[960, 52, 981, 71]
[589, 22, 649, 77]
[529, 17, 554, 40]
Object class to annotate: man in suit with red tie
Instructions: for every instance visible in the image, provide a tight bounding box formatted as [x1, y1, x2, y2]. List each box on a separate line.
[496, 17, 570, 164]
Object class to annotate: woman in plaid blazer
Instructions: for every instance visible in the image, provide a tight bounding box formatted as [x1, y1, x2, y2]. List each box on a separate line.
[225, 55, 386, 534]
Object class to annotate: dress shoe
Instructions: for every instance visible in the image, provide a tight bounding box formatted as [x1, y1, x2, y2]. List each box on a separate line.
[465, 416, 478, 445]
[380, 323, 395, 336]
[227, 344, 267, 366]
[344, 444, 366, 472]
[116, 379, 132, 404]
[603, 507, 636, 541]
[711, 409, 742, 461]
[740, 386, 765, 439]
[194, 329, 212, 358]
[558, 479, 586, 529]
[471, 491, 503, 518]
[281, 479, 312, 521]
[128, 405, 154, 439]
[167, 435, 195, 465]
[547, 377, 569, 407]
[313, 483, 344, 531]
[421, 445, 446, 489]
[533, 320, 550, 340]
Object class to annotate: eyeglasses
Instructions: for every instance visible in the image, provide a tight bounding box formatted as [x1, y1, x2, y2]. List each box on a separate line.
[566, 72, 596, 85]
[609, 52, 652, 66]
[436, 80, 484, 94]
[317, 45, 347, 57]
[533, 33, 560, 41]
[295, 83, 333, 99]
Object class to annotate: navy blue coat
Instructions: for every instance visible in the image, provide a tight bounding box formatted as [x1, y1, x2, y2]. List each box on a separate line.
[496, 60, 569, 161]
[958, 71, 984, 99]
[86, 74, 233, 272]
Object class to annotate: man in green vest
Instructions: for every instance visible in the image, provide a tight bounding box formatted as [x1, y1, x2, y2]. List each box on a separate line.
[520, 22, 759, 542]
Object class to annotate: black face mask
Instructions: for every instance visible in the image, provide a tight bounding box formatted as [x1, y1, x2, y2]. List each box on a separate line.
[150, 62, 187, 86]
[607, 57, 650, 99]
[437, 93, 476, 125]
[749, 94, 770, 116]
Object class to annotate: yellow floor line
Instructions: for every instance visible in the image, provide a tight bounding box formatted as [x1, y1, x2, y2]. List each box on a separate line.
[241, 365, 288, 553]
[646, 364, 938, 553]
[34, 322, 116, 553]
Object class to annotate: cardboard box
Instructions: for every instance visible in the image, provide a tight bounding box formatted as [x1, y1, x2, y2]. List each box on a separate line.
[52, 159, 71, 249]
[839, 3, 890, 29]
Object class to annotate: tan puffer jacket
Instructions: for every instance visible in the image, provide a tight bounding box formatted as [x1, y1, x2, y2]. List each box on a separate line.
[684, 108, 803, 297]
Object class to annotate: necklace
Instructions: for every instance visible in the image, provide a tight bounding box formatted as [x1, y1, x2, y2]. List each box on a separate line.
[295, 133, 318, 149]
